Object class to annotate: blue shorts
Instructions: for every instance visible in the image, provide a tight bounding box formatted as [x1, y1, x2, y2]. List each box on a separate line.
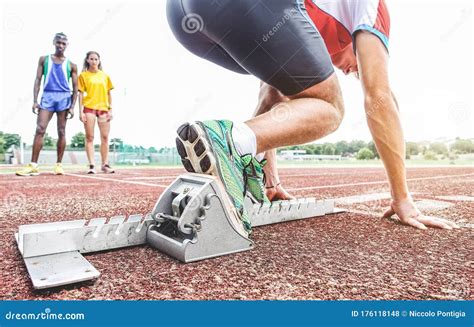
[40, 91, 72, 112]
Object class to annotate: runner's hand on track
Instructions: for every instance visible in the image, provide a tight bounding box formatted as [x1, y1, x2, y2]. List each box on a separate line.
[383, 196, 460, 230]
[266, 184, 296, 201]
[32, 103, 40, 115]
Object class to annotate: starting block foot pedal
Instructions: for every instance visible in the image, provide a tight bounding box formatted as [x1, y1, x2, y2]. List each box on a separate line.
[147, 174, 254, 262]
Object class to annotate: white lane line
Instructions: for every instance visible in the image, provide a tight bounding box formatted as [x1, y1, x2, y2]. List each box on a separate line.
[334, 192, 392, 205]
[65, 173, 168, 188]
[287, 173, 474, 191]
[436, 195, 474, 202]
[124, 176, 178, 180]
[414, 200, 454, 211]
[279, 172, 360, 178]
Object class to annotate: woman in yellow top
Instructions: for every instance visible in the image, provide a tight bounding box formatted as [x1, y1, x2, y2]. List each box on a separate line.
[78, 51, 115, 174]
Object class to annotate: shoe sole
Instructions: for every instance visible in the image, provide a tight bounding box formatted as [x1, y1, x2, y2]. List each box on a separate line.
[175, 122, 218, 176]
[16, 172, 40, 176]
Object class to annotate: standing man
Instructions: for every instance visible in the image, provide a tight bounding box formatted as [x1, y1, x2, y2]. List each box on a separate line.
[16, 32, 78, 176]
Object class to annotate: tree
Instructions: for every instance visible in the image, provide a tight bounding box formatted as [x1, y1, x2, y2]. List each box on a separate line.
[43, 133, 56, 147]
[406, 142, 421, 156]
[450, 139, 474, 154]
[148, 146, 158, 153]
[367, 141, 380, 158]
[429, 142, 448, 155]
[322, 144, 336, 155]
[356, 147, 375, 160]
[1, 133, 20, 150]
[348, 140, 367, 154]
[0, 136, 5, 154]
[335, 141, 349, 155]
[71, 132, 86, 148]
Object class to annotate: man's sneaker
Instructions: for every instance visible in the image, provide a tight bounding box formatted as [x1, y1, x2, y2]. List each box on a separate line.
[244, 157, 270, 204]
[15, 164, 40, 176]
[87, 165, 96, 174]
[175, 120, 253, 235]
[101, 164, 115, 174]
[54, 163, 65, 175]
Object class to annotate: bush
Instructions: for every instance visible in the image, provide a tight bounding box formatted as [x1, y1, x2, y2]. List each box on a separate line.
[356, 147, 375, 160]
[423, 150, 438, 160]
[450, 139, 474, 154]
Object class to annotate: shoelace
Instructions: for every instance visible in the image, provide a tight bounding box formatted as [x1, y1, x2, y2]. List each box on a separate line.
[242, 159, 268, 206]
[241, 161, 251, 215]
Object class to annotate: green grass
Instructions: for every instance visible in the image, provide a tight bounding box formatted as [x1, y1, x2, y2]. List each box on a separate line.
[2, 155, 472, 175]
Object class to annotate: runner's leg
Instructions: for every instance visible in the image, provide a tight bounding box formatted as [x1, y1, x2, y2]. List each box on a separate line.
[56, 110, 68, 163]
[97, 116, 111, 165]
[84, 113, 97, 166]
[32, 109, 54, 162]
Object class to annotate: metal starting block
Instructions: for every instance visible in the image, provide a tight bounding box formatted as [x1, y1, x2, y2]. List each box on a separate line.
[15, 173, 344, 289]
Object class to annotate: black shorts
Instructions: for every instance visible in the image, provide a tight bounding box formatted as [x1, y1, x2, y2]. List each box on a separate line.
[167, 0, 334, 96]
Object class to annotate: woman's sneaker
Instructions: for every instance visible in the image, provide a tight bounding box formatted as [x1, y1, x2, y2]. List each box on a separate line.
[101, 164, 115, 174]
[175, 120, 253, 236]
[87, 165, 96, 174]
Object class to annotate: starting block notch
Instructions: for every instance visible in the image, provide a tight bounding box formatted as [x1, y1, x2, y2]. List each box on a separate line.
[15, 173, 344, 289]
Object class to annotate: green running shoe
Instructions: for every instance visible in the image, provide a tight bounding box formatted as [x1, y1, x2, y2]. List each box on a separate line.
[175, 120, 253, 235]
[244, 157, 270, 204]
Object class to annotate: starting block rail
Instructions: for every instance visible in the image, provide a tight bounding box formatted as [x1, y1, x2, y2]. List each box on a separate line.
[15, 173, 345, 289]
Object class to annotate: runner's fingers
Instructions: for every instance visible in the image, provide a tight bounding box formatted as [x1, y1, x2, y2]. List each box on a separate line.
[434, 217, 459, 228]
[405, 217, 428, 230]
[382, 206, 395, 219]
[426, 216, 459, 229]
[416, 216, 452, 230]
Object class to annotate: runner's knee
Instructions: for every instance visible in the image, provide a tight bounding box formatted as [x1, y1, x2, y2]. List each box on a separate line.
[290, 73, 345, 129]
[57, 128, 66, 139]
[35, 124, 47, 137]
[85, 133, 94, 143]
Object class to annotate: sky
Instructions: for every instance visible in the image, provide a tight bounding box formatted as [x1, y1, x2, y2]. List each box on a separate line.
[1, 0, 473, 148]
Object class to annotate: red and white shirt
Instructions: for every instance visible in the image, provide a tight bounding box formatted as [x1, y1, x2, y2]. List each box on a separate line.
[305, 0, 391, 56]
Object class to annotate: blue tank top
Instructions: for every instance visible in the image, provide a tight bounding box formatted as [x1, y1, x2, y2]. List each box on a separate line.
[43, 55, 71, 92]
